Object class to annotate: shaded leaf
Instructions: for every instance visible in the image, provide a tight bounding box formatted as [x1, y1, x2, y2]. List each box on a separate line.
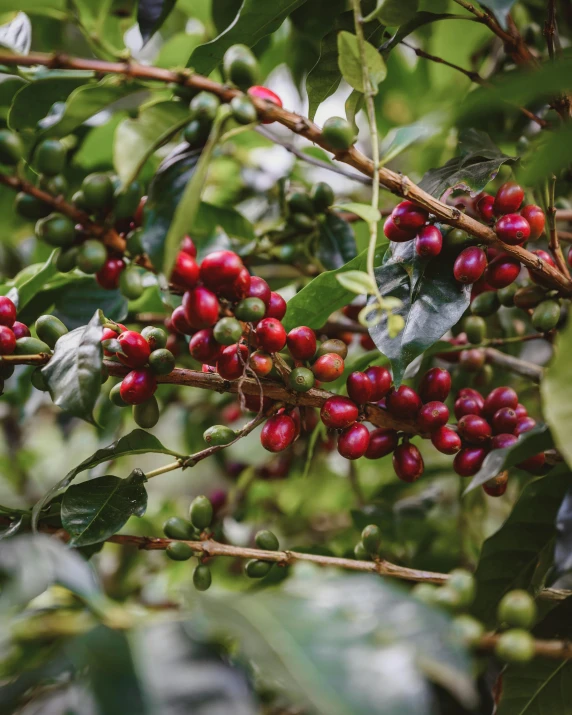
[521, 121, 572, 195]
[380, 12, 463, 54]
[0, 515, 23, 540]
[306, 29, 344, 120]
[335, 202, 380, 223]
[317, 211, 357, 270]
[6, 251, 58, 311]
[380, 113, 444, 165]
[53, 277, 128, 329]
[212, 0, 242, 33]
[542, 313, 572, 468]
[554, 488, 572, 578]
[194, 201, 255, 241]
[366, 0, 419, 26]
[337, 31, 387, 95]
[497, 660, 572, 715]
[137, 0, 176, 43]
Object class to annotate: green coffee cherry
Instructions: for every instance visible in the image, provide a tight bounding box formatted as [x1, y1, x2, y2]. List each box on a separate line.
[223, 44, 260, 89]
[119, 267, 145, 300]
[411, 582, 438, 606]
[40, 174, 68, 196]
[230, 95, 258, 125]
[471, 291, 499, 317]
[0, 130, 22, 165]
[361, 524, 381, 556]
[275, 244, 301, 262]
[434, 586, 462, 612]
[15, 337, 51, 355]
[213, 317, 243, 345]
[72, 190, 89, 211]
[288, 366, 315, 393]
[100, 363, 109, 384]
[497, 589, 537, 629]
[287, 192, 315, 216]
[245, 559, 272, 578]
[189, 495, 213, 531]
[495, 629, 535, 663]
[474, 364, 493, 387]
[81, 173, 114, 210]
[532, 300, 560, 332]
[113, 180, 143, 220]
[15, 192, 50, 220]
[141, 326, 167, 350]
[316, 338, 348, 359]
[322, 116, 356, 151]
[35, 138, 66, 176]
[36, 213, 76, 248]
[35, 315, 68, 349]
[149, 348, 175, 375]
[513, 285, 546, 310]
[235, 297, 266, 322]
[126, 228, 144, 256]
[109, 382, 127, 406]
[290, 213, 316, 232]
[255, 530, 279, 551]
[464, 315, 486, 344]
[447, 568, 476, 608]
[31, 367, 49, 391]
[310, 182, 335, 212]
[193, 564, 212, 591]
[133, 396, 160, 429]
[166, 541, 193, 561]
[76, 240, 107, 274]
[183, 119, 211, 147]
[497, 283, 519, 307]
[354, 541, 370, 560]
[163, 516, 194, 540]
[0, 363, 14, 380]
[444, 229, 474, 251]
[203, 424, 236, 446]
[190, 92, 221, 123]
[452, 615, 484, 647]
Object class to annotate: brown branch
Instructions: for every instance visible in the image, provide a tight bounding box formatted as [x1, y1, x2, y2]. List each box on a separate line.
[544, 0, 557, 61]
[477, 633, 572, 660]
[0, 52, 569, 296]
[484, 348, 544, 383]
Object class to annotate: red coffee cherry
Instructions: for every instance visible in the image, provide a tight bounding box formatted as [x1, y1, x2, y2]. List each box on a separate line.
[454, 395, 483, 419]
[476, 193, 495, 222]
[386, 385, 422, 420]
[11, 321, 30, 339]
[346, 371, 374, 404]
[417, 401, 449, 432]
[260, 414, 296, 452]
[495, 214, 530, 245]
[101, 326, 120, 356]
[117, 330, 151, 368]
[391, 200, 428, 231]
[491, 433, 518, 450]
[493, 181, 524, 216]
[183, 287, 220, 329]
[200, 250, 244, 290]
[515, 403, 528, 419]
[483, 472, 509, 497]
[383, 215, 415, 243]
[96, 257, 125, 290]
[0, 326, 16, 355]
[415, 225, 442, 258]
[459, 348, 486, 372]
[431, 426, 462, 455]
[217, 267, 251, 300]
[265, 292, 287, 320]
[360, 334, 376, 350]
[247, 276, 271, 306]
[247, 86, 282, 123]
[120, 368, 157, 405]
[457, 414, 492, 444]
[485, 255, 521, 289]
[0, 296, 16, 327]
[393, 442, 424, 483]
[529, 249, 556, 286]
[320, 396, 359, 430]
[249, 350, 273, 377]
[255, 318, 286, 353]
[171, 251, 200, 288]
[216, 344, 249, 380]
[181, 235, 197, 257]
[492, 407, 518, 435]
[189, 328, 220, 363]
[170, 305, 194, 335]
[454, 247, 487, 284]
[419, 367, 451, 403]
[312, 353, 344, 382]
[458, 387, 485, 407]
[515, 416, 536, 436]
[453, 446, 488, 477]
[484, 386, 518, 418]
[337, 423, 370, 460]
[365, 428, 398, 459]
[518, 452, 546, 473]
[242, 393, 275, 413]
[520, 205, 545, 240]
[364, 366, 392, 400]
[287, 326, 317, 360]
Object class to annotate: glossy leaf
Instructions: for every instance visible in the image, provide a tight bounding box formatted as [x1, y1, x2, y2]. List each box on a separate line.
[337, 31, 387, 95]
[53, 277, 128, 329]
[542, 313, 572, 468]
[137, 0, 176, 43]
[212, 0, 242, 33]
[497, 660, 572, 715]
[554, 488, 572, 578]
[41, 309, 104, 424]
[0, 515, 23, 540]
[7, 250, 58, 310]
[194, 201, 255, 241]
[62, 469, 148, 547]
[334, 202, 380, 223]
[336, 270, 376, 294]
[366, 0, 419, 26]
[317, 211, 357, 270]
[380, 113, 444, 165]
[380, 12, 463, 54]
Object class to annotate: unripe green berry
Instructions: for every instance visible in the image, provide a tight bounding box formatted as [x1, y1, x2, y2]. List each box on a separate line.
[245, 559, 272, 578]
[81, 173, 114, 210]
[36, 213, 76, 248]
[203, 424, 236, 446]
[411, 582, 438, 606]
[119, 267, 145, 300]
[0, 129, 22, 165]
[471, 291, 499, 317]
[316, 338, 348, 360]
[497, 283, 519, 307]
[531, 300, 561, 332]
[464, 315, 486, 344]
[223, 44, 260, 90]
[55, 246, 78, 274]
[166, 541, 193, 561]
[40, 173, 67, 196]
[354, 541, 370, 560]
[190, 91, 220, 123]
[163, 516, 194, 540]
[452, 615, 485, 647]
[189, 495, 213, 531]
[35, 138, 66, 176]
[15, 337, 51, 355]
[287, 192, 315, 216]
[141, 326, 167, 350]
[183, 118, 211, 146]
[497, 589, 537, 629]
[193, 563, 212, 591]
[126, 228, 144, 256]
[15, 192, 50, 220]
[444, 229, 474, 251]
[213, 317, 243, 345]
[447, 568, 476, 607]
[133, 396, 160, 428]
[434, 586, 462, 612]
[290, 213, 316, 232]
[230, 95, 258, 125]
[31, 367, 49, 391]
[310, 182, 335, 212]
[109, 382, 127, 406]
[495, 629, 535, 663]
[76, 240, 107, 274]
[322, 116, 356, 151]
[361, 524, 381, 556]
[288, 366, 315, 392]
[255, 530, 279, 551]
[113, 180, 143, 220]
[235, 297, 266, 322]
[149, 348, 176, 375]
[35, 315, 68, 349]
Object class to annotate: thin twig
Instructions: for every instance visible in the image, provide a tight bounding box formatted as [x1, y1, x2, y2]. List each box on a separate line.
[484, 348, 544, 383]
[546, 175, 569, 276]
[544, 0, 557, 60]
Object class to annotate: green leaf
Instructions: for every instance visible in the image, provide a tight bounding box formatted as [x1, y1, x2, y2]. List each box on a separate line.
[62, 469, 148, 547]
[479, 0, 517, 30]
[11, 251, 58, 310]
[337, 31, 387, 95]
[306, 29, 344, 120]
[0, 515, 23, 540]
[317, 212, 358, 271]
[344, 89, 364, 132]
[0, 0, 65, 14]
[41, 309, 104, 424]
[212, 0, 242, 33]
[365, 0, 419, 26]
[472, 465, 572, 625]
[336, 270, 375, 295]
[137, 0, 176, 43]
[194, 201, 255, 241]
[187, 0, 308, 75]
[464, 424, 554, 494]
[554, 488, 572, 577]
[53, 277, 128, 330]
[200, 573, 477, 714]
[521, 121, 572, 186]
[497, 660, 572, 715]
[419, 129, 517, 199]
[380, 113, 444, 165]
[380, 12, 459, 54]
[334, 202, 380, 223]
[542, 315, 572, 468]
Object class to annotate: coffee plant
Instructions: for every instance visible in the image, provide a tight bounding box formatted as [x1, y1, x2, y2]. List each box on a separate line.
[2, 1, 572, 713]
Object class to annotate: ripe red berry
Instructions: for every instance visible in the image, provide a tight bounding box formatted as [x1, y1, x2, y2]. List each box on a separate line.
[391, 200, 428, 231]
[117, 330, 151, 368]
[529, 249, 556, 286]
[483, 386, 518, 418]
[346, 371, 374, 404]
[418, 368, 451, 403]
[320, 396, 359, 430]
[101, 326, 120, 356]
[492, 407, 518, 434]
[360, 334, 375, 350]
[260, 414, 296, 452]
[0, 326, 16, 355]
[495, 214, 530, 245]
[383, 215, 415, 243]
[120, 368, 157, 405]
[518, 452, 546, 473]
[476, 193, 495, 222]
[364, 366, 392, 400]
[457, 414, 492, 444]
[247, 276, 271, 306]
[453, 446, 487, 477]
[483, 472, 509, 497]
[454, 247, 487, 284]
[520, 205, 545, 240]
[0, 296, 16, 327]
[337, 423, 370, 460]
[454, 395, 483, 419]
[189, 328, 220, 363]
[200, 250, 244, 290]
[247, 86, 282, 123]
[418, 401, 449, 432]
[415, 225, 442, 258]
[183, 287, 220, 329]
[217, 267, 251, 300]
[493, 181, 524, 216]
[255, 318, 286, 353]
[515, 403, 528, 419]
[265, 292, 287, 320]
[485, 255, 521, 289]
[393, 442, 424, 482]
[287, 326, 317, 360]
[365, 428, 398, 459]
[386, 385, 422, 420]
[171, 251, 200, 288]
[491, 433, 517, 450]
[515, 416, 536, 436]
[170, 305, 194, 335]
[458, 387, 485, 407]
[243, 393, 275, 413]
[312, 353, 344, 382]
[431, 426, 462, 455]
[216, 344, 249, 380]
[96, 257, 125, 290]
[11, 321, 29, 340]
[459, 348, 486, 372]
[249, 350, 273, 377]
[181, 235, 197, 257]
